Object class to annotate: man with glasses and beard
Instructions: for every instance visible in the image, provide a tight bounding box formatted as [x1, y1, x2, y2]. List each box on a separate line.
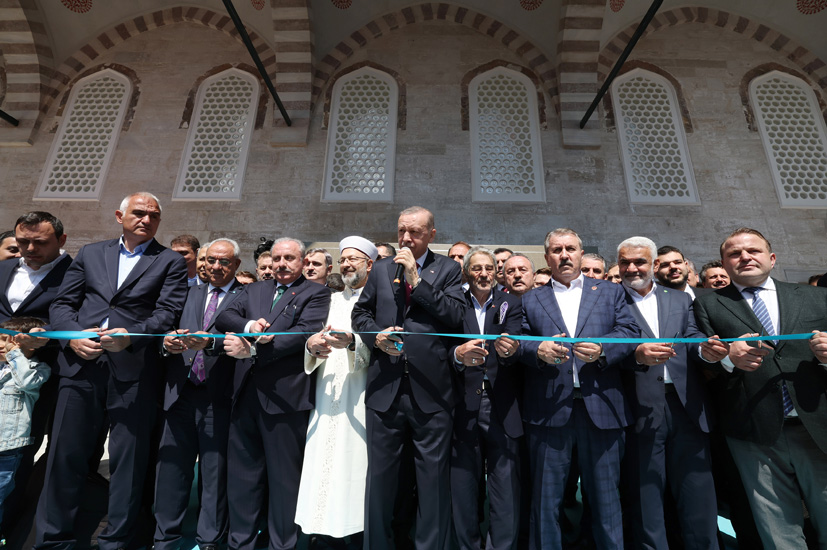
[297, 236, 378, 550]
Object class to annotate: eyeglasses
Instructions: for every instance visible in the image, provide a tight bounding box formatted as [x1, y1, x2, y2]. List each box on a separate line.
[337, 256, 369, 266]
[469, 265, 496, 273]
[206, 258, 232, 267]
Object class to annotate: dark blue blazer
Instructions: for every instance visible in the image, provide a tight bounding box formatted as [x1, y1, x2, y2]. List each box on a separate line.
[0, 253, 73, 326]
[352, 250, 465, 414]
[621, 285, 714, 434]
[162, 280, 244, 410]
[451, 289, 524, 439]
[49, 238, 188, 382]
[520, 278, 639, 430]
[214, 276, 331, 415]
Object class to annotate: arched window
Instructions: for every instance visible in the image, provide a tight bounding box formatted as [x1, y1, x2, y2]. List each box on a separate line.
[323, 67, 398, 202]
[36, 69, 131, 200]
[749, 70, 827, 208]
[611, 68, 699, 205]
[469, 67, 545, 202]
[174, 68, 260, 200]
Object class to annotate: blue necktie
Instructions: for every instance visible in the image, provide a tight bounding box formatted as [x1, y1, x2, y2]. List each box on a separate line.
[745, 287, 794, 416]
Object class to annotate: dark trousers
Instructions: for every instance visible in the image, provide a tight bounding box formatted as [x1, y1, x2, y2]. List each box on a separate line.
[227, 382, 308, 550]
[624, 391, 719, 550]
[451, 389, 520, 550]
[35, 366, 160, 550]
[526, 401, 625, 550]
[364, 377, 452, 550]
[154, 382, 231, 550]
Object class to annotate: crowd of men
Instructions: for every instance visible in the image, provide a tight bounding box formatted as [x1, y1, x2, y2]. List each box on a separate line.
[0, 193, 826, 550]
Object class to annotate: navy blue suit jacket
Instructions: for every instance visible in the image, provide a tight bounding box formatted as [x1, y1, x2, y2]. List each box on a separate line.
[0, 254, 73, 325]
[49, 238, 188, 382]
[214, 276, 331, 415]
[520, 277, 638, 430]
[451, 289, 524, 439]
[352, 250, 465, 414]
[162, 280, 244, 410]
[621, 285, 714, 433]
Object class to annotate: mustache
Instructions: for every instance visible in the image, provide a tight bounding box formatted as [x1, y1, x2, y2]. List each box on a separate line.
[558, 259, 573, 267]
[275, 267, 293, 273]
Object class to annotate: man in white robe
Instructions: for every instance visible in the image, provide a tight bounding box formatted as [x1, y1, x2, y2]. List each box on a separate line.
[296, 236, 377, 550]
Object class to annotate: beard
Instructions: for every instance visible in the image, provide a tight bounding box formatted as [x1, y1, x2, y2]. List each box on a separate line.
[623, 273, 653, 290]
[342, 266, 367, 288]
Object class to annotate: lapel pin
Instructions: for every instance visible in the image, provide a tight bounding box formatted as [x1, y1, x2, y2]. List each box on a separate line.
[591, 286, 597, 290]
[429, 269, 435, 274]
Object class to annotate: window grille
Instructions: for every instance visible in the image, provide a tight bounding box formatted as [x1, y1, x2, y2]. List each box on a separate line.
[749, 70, 827, 208]
[174, 69, 259, 200]
[36, 69, 131, 200]
[469, 67, 545, 202]
[611, 69, 699, 205]
[323, 67, 398, 202]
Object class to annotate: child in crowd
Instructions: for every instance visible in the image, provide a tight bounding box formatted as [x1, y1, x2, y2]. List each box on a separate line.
[0, 317, 50, 523]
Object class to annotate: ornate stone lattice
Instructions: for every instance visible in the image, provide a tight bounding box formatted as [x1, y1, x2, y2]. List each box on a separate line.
[37, 71, 130, 199]
[251, 0, 265, 10]
[331, 0, 352, 9]
[611, 70, 699, 205]
[323, 69, 397, 201]
[175, 71, 259, 200]
[61, 0, 92, 13]
[750, 71, 827, 207]
[610, 0, 626, 12]
[469, 69, 545, 202]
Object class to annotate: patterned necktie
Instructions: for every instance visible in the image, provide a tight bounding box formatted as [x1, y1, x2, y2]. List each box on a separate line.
[744, 286, 793, 416]
[190, 287, 221, 384]
[271, 285, 286, 311]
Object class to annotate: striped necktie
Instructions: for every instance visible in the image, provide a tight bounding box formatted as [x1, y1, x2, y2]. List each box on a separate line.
[744, 286, 794, 416]
[190, 287, 221, 384]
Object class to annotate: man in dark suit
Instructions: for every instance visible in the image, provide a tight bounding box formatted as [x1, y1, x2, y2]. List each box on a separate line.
[215, 237, 331, 550]
[35, 192, 188, 550]
[450, 246, 522, 550]
[519, 228, 638, 550]
[351, 206, 465, 549]
[694, 227, 827, 548]
[0, 212, 72, 539]
[616, 236, 727, 549]
[154, 238, 244, 550]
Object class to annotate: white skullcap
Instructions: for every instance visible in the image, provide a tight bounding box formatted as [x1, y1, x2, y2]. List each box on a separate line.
[339, 236, 378, 261]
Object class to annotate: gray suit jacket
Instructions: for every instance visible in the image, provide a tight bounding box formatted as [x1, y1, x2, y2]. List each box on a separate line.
[694, 279, 827, 453]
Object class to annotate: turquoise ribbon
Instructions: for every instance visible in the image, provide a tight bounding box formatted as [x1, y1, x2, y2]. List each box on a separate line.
[0, 327, 818, 344]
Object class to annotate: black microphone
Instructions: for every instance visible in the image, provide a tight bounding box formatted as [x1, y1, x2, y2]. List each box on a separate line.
[393, 246, 409, 286]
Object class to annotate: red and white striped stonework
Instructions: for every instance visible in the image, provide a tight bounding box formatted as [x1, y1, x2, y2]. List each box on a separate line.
[599, 7, 827, 97]
[311, 2, 557, 128]
[0, 0, 54, 145]
[271, 0, 314, 140]
[0, 6, 274, 146]
[556, 0, 605, 148]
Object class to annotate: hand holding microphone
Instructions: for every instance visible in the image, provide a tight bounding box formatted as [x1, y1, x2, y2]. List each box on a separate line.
[393, 245, 418, 287]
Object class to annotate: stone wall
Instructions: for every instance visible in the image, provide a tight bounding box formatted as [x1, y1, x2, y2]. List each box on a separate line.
[0, 19, 824, 279]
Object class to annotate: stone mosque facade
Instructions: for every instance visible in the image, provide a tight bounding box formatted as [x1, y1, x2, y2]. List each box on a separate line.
[0, 0, 825, 279]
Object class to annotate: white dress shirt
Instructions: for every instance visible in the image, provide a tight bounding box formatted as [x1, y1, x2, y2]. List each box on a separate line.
[551, 274, 584, 387]
[629, 283, 673, 383]
[6, 252, 67, 312]
[102, 238, 151, 329]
